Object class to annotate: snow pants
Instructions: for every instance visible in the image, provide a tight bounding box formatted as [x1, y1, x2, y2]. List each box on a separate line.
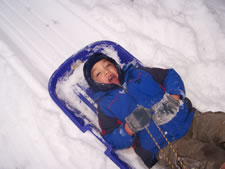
[157, 110, 225, 169]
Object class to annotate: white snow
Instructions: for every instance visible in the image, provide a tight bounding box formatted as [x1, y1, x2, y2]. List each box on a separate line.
[0, 0, 225, 169]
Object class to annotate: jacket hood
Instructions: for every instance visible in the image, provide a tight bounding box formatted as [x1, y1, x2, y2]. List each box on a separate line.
[83, 53, 124, 92]
[93, 64, 135, 102]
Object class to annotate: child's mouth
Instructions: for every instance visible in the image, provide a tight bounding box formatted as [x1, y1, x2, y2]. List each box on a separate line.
[108, 73, 119, 84]
[108, 74, 118, 84]
[108, 74, 114, 83]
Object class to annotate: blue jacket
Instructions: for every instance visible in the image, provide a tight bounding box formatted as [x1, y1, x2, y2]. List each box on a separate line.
[94, 64, 194, 166]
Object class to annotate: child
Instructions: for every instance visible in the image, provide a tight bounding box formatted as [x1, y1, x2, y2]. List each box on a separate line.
[83, 53, 225, 169]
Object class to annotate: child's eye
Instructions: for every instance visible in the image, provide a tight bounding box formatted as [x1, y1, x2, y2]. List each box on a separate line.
[106, 63, 111, 67]
[96, 72, 101, 77]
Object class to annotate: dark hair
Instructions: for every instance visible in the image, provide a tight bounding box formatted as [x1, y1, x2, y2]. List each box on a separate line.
[83, 53, 124, 91]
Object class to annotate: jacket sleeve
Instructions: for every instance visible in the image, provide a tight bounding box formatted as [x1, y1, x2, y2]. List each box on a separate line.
[140, 67, 185, 98]
[98, 106, 136, 149]
[163, 69, 185, 98]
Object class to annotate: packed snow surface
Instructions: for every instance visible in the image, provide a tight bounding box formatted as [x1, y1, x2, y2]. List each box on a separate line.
[1, 0, 225, 169]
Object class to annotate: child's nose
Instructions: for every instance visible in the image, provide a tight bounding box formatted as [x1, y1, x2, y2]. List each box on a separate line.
[105, 69, 109, 75]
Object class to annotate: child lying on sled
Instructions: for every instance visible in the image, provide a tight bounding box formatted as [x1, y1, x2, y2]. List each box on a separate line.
[83, 53, 225, 169]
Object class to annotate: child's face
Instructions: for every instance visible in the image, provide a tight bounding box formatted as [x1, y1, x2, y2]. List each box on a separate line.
[91, 59, 119, 85]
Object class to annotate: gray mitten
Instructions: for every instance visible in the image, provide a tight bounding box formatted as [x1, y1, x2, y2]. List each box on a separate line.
[125, 105, 151, 133]
[152, 93, 180, 126]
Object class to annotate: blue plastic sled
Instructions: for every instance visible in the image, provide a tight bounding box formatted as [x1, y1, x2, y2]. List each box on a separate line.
[48, 41, 143, 169]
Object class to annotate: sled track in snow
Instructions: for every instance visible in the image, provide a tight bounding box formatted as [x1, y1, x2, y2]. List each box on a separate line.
[0, 0, 84, 93]
[0, 0, 68, 59]
[0, 1, 58, 87]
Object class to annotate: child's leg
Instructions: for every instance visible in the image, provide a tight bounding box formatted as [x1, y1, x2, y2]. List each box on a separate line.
[191, 110, 225, 149]
[157, 110, 225, 168]
[158, 138, 225, 169]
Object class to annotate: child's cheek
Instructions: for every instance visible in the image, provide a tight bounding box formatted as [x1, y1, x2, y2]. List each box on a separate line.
[101, 77, 107, 84]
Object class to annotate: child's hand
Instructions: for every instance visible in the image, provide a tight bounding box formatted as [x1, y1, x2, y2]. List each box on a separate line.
[152, 93, 180, 126]
[125, 106, 151, 134]
[124, 123, 134, 136]
[170, 94, 180, 101]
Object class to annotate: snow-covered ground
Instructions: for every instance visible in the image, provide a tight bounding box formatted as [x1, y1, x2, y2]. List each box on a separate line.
[1, 0, 225, 169]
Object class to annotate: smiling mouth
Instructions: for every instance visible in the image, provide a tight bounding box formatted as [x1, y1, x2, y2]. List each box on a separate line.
[108, 74, 114, 82]
[107, 73, 119, 84]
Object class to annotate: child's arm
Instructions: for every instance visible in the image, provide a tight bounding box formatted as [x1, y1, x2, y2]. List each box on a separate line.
[140, 67, 185, 99]
[100, 105, 152, 148]
[163, 69, 185, 99]
[98, 107, 136, 149]
[103, 124, 136, 149]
